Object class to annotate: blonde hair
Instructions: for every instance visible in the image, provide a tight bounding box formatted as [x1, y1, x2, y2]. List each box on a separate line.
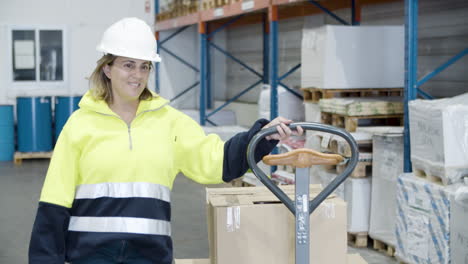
[89, 54, 154, 104]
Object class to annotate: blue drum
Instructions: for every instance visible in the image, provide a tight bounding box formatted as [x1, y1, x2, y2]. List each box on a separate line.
[17, 97, 52, 152]
[55, 96, 81, 141]
[0, 105, 14, 161]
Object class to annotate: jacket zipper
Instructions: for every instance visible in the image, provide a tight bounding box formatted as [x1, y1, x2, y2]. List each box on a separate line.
[127, 125, 133, 150]
[93, 102, 169, 150]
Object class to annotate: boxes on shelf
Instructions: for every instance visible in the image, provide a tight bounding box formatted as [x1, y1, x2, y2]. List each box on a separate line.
[395, 173, 467, 264]
[369, 132, 403, 247]
[409, 93, 468, 185]
[206, 185, 347, 264]
[319, 97, 404, 116]
[301, 25, 404, 89]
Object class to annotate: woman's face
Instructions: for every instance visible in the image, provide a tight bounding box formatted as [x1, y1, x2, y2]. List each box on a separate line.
[103, 56, 151, 103]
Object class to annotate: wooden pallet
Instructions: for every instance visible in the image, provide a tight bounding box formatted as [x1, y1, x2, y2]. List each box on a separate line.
[201, 0, 232, 10]
[348, 232, 368, 248]
[372, 238, 396, 257]
[14, 151, 53, 165]
[321, 112, 403, 132]
[230, 177, 254, 187]
[201, 0, 216, 10]
[301, 88, 404, 103]
[412, 166, 445, 185]
[336, 160, 372, 178]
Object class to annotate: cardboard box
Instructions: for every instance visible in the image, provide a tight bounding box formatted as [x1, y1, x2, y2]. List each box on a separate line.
[409, 93, 468, 184]
[175, 260, 210, 264]
[347, 254, 368, 264]
[206, 185, 347, 264]
[301, 25, 404, 89]
[176, 254, 367, 264]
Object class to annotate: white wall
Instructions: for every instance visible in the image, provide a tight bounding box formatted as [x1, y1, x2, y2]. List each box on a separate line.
[0, 0, 155, 105]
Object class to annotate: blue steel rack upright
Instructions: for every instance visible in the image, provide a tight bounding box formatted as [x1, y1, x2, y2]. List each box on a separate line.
[403, 0, 468, 172]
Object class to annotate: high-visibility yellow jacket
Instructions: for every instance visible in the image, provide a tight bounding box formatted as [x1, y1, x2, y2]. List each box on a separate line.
[29, 91, 276, 264]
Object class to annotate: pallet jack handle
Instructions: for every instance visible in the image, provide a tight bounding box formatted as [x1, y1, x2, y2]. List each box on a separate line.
[247, 122, 359, 264]
[247, 122, 359, 215]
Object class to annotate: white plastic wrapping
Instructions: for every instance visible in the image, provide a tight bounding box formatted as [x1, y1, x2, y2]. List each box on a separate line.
[301, 25, 404, 89]
[258, 84, 304, 122]
[395, 173, 463, 264]
[304, 101, 321, 123]
[369, 133, 403, 246]
[450, 185, 468, 263]
[409, 93, 468, 184]
[345, 177, 372, 233]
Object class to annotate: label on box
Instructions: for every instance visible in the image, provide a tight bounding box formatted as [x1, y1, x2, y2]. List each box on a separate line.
[241, 1, 254, 11]
[214, 8, 224, 17]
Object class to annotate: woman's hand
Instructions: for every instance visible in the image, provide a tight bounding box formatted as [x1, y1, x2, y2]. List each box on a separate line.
[263, 117, 304, 141]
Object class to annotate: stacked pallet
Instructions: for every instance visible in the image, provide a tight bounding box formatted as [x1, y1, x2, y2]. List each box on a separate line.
[395, 93, 468, 264]
[199, 0, 240, 11]
[367, 130, 404, 257]
[157, 0, 199, 21]
[307, 130, 374, 247]
[299, 25, 407, 254]
[318, 96, 404, 132]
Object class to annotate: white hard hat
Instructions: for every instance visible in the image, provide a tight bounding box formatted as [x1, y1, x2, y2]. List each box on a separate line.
[96, 17, 161, 62]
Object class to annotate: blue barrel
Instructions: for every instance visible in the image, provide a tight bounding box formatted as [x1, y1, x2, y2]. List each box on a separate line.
[0, 105, 14, 161]
[17, 97, 52, 152]
[55, 96, 81, 141]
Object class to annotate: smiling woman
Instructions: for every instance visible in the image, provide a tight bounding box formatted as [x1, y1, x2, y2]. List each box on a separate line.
[28, 17, 302, 264]
[89, 55, 153, 109]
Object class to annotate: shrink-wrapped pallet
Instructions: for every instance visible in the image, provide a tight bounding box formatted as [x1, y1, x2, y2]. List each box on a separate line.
[369, 133, 403, 247]
[409, 93, 468, 184]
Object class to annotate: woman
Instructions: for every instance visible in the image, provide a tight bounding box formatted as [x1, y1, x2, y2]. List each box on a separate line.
[28, 17, 302, 264]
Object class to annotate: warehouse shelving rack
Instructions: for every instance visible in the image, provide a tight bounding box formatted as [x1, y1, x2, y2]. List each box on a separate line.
[155, 0, 468, 171]
[154, 0, 366, 126]
[403, 0, 468, 171]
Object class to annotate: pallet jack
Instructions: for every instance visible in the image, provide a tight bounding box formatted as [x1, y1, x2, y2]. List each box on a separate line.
[247, 122, 359, 264]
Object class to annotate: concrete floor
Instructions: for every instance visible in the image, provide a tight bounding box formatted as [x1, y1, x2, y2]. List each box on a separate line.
[0, 160, 397, 264]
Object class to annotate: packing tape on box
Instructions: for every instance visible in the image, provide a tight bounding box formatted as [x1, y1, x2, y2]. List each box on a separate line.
[226, 206, 241, 232]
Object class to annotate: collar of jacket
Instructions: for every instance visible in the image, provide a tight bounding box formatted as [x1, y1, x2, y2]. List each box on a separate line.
[78, 90, 169, 116]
